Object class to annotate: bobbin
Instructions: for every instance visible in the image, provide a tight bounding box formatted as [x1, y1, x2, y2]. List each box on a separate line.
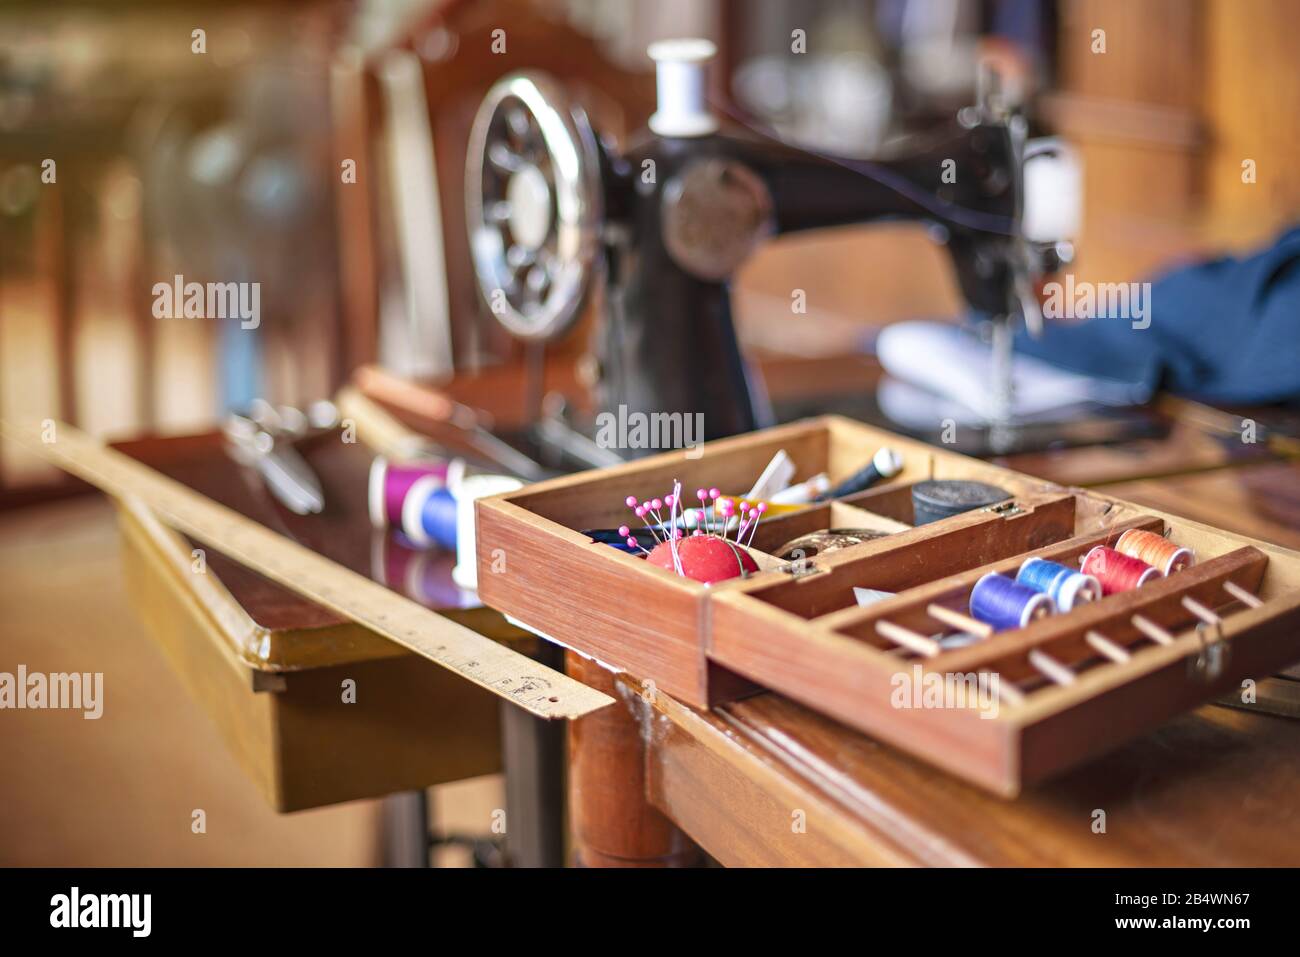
[970, 572, 1056, 630]
[1016, 556, 1100, 611]
[1115, 528, 1195, 576]
[1081, 545, 1161, 595]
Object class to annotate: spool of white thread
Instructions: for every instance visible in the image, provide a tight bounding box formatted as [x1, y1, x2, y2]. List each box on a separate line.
[1022, 137, 1083, 243]
[452, 474, 525, 590]
[647, 38, 719, 138]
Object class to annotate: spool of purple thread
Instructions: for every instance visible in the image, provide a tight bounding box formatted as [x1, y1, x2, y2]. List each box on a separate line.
[368, 456, 463, 529]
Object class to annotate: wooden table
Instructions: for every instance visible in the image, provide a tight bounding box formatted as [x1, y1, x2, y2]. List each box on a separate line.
[563, 459, 1300, 867]
[109, 432, 522, 814]
[18, 370, 1298, 866]
[98, 429, 568, 867]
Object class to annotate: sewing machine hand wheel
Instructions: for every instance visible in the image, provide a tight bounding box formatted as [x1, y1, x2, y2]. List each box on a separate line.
[466, 72, 602, 342]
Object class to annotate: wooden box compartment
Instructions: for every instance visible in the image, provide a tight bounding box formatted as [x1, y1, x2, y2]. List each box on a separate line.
[476, 416, 1300, 794]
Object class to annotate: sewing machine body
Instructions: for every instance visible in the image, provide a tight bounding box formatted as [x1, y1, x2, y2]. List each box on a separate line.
[466, 41, 1072, 454]
[600, 115, 1027, 439]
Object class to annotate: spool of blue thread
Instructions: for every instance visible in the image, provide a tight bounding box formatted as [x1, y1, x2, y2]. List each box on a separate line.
[401, 475, 459, 549]
[970, 572, 1056, 631]
[1015, 557, 1101, 612]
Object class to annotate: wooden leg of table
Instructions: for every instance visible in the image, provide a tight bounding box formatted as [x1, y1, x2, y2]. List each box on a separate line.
[566, 652, 701, 868]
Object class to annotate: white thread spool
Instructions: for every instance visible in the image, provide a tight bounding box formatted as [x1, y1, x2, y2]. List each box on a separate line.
[1022, 137, 1083, 243]
[453, 474, 524, 590]
[648, 38, 719, 138]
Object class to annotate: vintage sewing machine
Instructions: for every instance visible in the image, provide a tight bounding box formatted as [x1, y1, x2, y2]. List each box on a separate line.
[465, 38, 1076, 453]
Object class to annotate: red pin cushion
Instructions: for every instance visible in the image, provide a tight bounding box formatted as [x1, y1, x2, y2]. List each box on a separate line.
[646, 535, 759, 584]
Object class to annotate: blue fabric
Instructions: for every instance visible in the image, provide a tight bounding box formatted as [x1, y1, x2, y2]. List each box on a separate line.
[1014, 225, 1300, 404]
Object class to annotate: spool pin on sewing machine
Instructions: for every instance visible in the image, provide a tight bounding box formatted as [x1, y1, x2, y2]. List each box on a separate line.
[466, 39, 1078, 455]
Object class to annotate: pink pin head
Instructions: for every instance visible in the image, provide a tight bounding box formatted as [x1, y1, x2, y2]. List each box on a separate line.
[617, 525, 630, 537]
[755, 502, 768, 515]
[626, 536, 638, 548]
[651, 498, 663, 510]
[718, 497, 734, 516]
[625, 495, 638, 508]
[739, 500, 750, 513]
[635, 505, 646, 518]
[709, 487, 720, 500]
[664, 493, 675, 507]
[696, 489, 707, 502]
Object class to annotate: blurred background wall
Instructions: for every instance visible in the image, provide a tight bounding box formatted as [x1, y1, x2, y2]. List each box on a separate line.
[4, 0, 1300, 500]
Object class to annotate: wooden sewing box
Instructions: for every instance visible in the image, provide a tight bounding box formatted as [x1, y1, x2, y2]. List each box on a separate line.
[477, 415, 1300, 796]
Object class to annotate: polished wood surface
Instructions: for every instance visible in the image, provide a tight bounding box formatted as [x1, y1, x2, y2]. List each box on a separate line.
[111, 430, 520, 670]
[1102, 461, 1300, 553]
[637, 674, 1300, 866]
[114, 431, 422, 631]
[1053, 0, 1300, 282]
[997, 418, 1276, 488]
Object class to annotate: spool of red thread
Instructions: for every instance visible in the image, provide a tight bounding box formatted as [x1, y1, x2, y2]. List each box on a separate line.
[1081, 545, 1161, 595]
[1115, 528, 1194, 575]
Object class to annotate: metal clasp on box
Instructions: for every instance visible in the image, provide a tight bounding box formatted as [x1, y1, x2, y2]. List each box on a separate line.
[778, 558, 821, 579]
[984, 500, 1023, 518]
[1183, 595, 1229, 682]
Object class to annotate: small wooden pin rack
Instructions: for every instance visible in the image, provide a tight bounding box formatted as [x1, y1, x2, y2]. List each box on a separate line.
[476, 416, 1300, 795]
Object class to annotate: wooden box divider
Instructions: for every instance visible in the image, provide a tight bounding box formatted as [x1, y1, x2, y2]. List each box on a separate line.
[745, 501, 911, 554]
[822, 515, 1167, 638]
[735, 493, 1078, 619]
[806, 512, 1164, 639]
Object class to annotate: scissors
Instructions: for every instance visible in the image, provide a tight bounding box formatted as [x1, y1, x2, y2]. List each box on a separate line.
[223, 400, 332, 515]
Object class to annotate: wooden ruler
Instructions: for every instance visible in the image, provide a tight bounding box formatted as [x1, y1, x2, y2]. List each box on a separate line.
[2, 419, 612, 720]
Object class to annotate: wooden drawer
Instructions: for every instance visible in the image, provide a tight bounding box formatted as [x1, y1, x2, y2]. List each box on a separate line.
[117, 498, 510, 812]
[476, 416, 1300, 795]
